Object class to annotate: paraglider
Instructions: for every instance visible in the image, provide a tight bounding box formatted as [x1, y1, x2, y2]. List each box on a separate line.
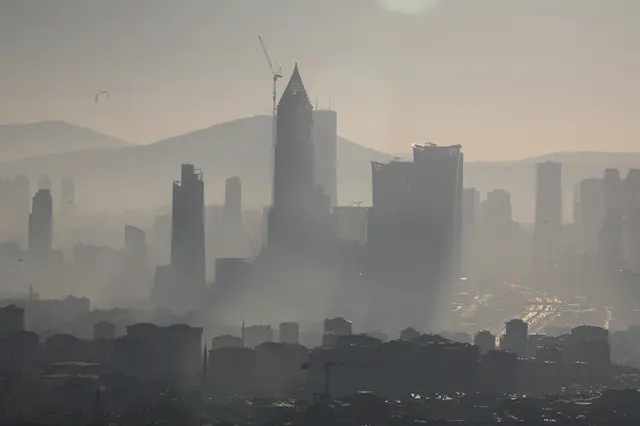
[94, 90, 110, 103]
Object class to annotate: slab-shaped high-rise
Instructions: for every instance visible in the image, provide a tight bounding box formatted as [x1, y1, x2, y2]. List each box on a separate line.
[171, 164, 206, 295]
[153, 164, 206, 312]
[533, 161, 562, 278]
[366, 144, 464, 330]
[28, 188, 53, 259]
[312, 109, 338, 208]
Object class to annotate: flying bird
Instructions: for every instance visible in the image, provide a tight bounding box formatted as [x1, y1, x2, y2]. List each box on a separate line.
[94, 90, 111, 103]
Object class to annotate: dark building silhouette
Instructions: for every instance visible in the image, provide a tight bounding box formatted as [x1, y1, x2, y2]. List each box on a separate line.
[211, 258, 253, 321]
[333, 205, 368, 244]
[324, 317, 353, 337]
[366, 143, 463, 330]
[279, 321, 300, 345]
[153, 164, 206, 312]
[222, 176, 244, 257]
[255, 66, 340, 321]
[243, 324, 274, 348]
[171, 164, 206, 291]
[93, 321, 116, 340]
[116, 323, 203, 382]
[211, 334, 244, 350]
[267, 65, 333, 250]
[461, 187, 479, 277]
[0, 304, 25, 337]
[578, 178, 604, 250]
[500, 319, 529, 357]
[28, 188, 53, 258]
[474, 330, 496, 355]
[124, 225, 147, 263]
[312, 109, 338, 207]
[533, 161, 563, 278]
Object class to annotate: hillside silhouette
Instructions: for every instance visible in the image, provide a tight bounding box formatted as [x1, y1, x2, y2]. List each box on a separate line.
[0, 116, 391, 212]
[0, 121, 130, 162]
[1, 116, 640, 221]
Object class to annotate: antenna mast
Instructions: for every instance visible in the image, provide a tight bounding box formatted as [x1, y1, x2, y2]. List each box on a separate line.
[258, 36, 282, 204]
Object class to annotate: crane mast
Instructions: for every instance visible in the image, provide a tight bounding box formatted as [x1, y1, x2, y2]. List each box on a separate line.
[258, 36, 282, 205]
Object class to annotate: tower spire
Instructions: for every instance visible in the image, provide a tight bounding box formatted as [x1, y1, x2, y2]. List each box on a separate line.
[281, 63, 309, 100]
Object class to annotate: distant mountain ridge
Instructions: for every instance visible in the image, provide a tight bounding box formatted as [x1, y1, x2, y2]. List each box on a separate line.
[0, 121, 130, 162]
[0, 116, 391, 212]
[1, 117, 639, 222]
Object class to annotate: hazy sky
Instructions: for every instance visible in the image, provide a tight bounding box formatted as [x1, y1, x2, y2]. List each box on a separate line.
[1, 0, 639, 160]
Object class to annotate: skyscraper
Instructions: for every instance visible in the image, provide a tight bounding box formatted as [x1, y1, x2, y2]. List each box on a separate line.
[484, 189, 513, 230]
[461, 187, 479, 277]
[578, 178, 604, 250]
[267, 64, 332, 250]
[28, 188, 53, 258]
[312, 109, 338, 207]
[153, 164, 206, 312]
[366, 143, 463, 330]
[171, 163, 206, 294]
[256, 66, 340, 322]
[533, 161, 562, 277]
[124, 225, 147, 265]
[223, 176, 243, 257]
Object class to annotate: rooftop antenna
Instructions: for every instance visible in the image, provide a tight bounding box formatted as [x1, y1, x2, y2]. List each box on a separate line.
[258, 36, 282, 205]
[241, 320, 246, 346]
[328, 95, 332, 111]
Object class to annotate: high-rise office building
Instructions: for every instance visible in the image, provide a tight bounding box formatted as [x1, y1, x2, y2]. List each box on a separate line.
[0, 305, 25, 337]
[599, 206, 624, 273]
[124, 225, 147, 266]
[603, 168, 624, 212]
[267, 65, 333, 250]
[332, 206, 368, 244]
[484, 189, 513, 229]
[153, 164, 205, 312]
[461, 188, 479, 277]
[223, 176, 243, 257]
[28, 189, 53, 258]
[312, 109, 338, 207]
[172, 163, 205, 303]
[533, 161, 562, 276]
[366, 143, 463, 329]
[578, 178, 604, 250]
[279, 322, 300, 345]
[500, 319, 528, 357]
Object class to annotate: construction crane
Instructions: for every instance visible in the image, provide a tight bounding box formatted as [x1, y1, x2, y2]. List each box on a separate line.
[258, 36, 282, 204]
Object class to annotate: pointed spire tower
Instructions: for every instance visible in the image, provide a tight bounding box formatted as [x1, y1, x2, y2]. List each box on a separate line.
[269, 64, 315, 244]
[280, 63, 310, 103]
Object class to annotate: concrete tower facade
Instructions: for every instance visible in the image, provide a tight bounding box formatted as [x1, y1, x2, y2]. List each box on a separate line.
[312, 109, 338, 207]
[28, 188, 53, 258]
[267, 64, 332, 250]
[533, 161, 562, 277]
